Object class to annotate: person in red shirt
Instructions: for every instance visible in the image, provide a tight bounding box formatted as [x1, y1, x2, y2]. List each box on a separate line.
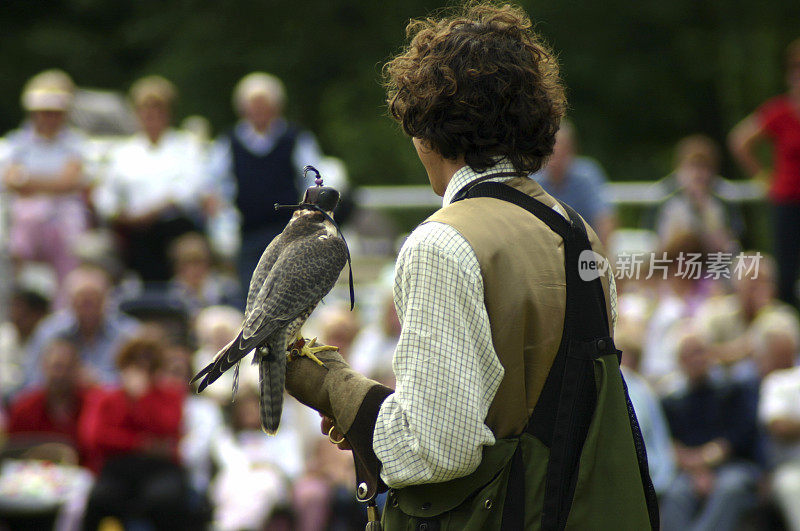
[729, 37, 800, 309]
[79, 333, 188, 530]
[5, 337, 89, 463]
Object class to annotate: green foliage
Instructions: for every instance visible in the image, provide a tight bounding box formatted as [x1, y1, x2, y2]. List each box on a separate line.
[1, 0, 798, 187]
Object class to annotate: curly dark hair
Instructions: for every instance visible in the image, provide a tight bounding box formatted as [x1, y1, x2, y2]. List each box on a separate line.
[384, 2, 566, 175]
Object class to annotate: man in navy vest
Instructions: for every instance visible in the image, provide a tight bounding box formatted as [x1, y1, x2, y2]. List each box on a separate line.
[208, 72, 324, 294]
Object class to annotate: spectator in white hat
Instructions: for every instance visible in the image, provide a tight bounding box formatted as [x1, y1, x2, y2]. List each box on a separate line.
[2, 69, 91, 294]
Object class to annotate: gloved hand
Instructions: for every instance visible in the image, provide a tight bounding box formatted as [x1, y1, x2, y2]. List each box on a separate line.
[286, 338, 394, 502]
[285, 342, 381, 435]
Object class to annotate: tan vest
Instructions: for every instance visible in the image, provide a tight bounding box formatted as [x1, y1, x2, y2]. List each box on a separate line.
[427, 177, 613, 438]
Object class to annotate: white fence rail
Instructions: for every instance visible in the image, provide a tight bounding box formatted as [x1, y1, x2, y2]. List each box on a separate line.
[354, 179, 765, 210]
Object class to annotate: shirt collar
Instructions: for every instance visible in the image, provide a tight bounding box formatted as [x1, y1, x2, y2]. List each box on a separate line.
[442, 159, 518, 206]
[63, 311, 114, 339]
[135, 129, 175, 149]
[21, 121, 70, 145]
[236, 118, 287, 143]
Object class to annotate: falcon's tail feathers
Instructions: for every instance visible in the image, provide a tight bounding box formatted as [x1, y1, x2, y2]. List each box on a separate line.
[192, 330, 250, 393]
[258, 348, 286, 435]
[231, 362, 241, 401]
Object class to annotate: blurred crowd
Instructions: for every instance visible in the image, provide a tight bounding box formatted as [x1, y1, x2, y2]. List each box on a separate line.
[530, 37, 800, 531]
[0, 69, 380, 530]
[0, 36, 799, 531]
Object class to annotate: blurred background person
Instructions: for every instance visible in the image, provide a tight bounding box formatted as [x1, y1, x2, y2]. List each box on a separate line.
[1, 69, 90, 300]
[754, 316, 800, 531]
[729, 37, 800, 309]
[79, 334, 190, 530]
[24, 264, 139, 388]
[0, 277, 52, 401]
[532, 119, 616, 245]
[4, 338, 91, 465]
[94, 75, 209, 283]
[696, 252, 799, 383]
[207, 72, 325, 293]
[191, 305, 258, 404]
[210, 385, 303, 531]
[0, 337, 95, 531]
[166, 232, 243, 315]
[306, 301, 361, 360]
[292, 432, 365, 531]
[653, 135, 741, 254]
[660, 328, 762, 531]
[160, 339, 234, 527]
[639, 233, 715, 393]
[616, 325, 677, 498]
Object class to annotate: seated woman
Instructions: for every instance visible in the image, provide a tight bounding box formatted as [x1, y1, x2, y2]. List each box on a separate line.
[93, 76, 209, 282]
[2, 70, 90, 301]
[78, 333, 188, 530]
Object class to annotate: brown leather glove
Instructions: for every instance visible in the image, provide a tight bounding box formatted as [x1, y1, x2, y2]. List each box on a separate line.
[284, 344, 380, 434]
[285, 340, 394, 502]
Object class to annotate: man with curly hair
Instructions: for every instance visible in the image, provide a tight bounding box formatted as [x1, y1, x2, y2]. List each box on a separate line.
[285, 3, 658, 529]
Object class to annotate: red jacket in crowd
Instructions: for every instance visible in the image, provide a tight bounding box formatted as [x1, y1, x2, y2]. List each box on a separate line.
[78, 383, 184, 473]
[6, 387, 93, 459]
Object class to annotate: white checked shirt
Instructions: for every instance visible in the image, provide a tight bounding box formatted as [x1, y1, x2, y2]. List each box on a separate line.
[373, 162, 617, 488]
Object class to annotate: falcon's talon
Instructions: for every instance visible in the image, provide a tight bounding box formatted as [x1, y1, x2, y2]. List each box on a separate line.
[304, 344, 338, 365]
[304, 350, 326, 366]
[287, 336, 337, 366]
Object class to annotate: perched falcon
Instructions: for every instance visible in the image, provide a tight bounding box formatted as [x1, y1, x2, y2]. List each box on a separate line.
[191, 178, 349, 434]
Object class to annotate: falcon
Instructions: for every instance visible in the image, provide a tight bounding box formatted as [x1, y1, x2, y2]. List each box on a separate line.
[191, 172, 350, 434]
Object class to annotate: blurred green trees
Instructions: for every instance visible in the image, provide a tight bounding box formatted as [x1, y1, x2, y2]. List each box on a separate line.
[2, 0, 798, 186]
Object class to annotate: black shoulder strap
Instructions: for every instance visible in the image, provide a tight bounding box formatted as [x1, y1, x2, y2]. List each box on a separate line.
[459, 181, 610, 338]
[457, 181, 658, 531]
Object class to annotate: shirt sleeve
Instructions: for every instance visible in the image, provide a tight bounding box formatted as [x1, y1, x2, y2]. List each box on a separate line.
[92, 143, 125, 219]
[172, 134, 209, 209]
[622, 372, 675, 494]
[63, 129, 88, 163]
[373, 222, 504, 488]
[574, 157, 613, 222]
[759, 371, 800, 424]
[207, 136, 237, 202]
[4, 130, 27, 164]
[22, 315, 63, 389]
[756, 97, 787, 138]
[641, 388, 676, 492]
[6, 394, 42, 434]
[607, 266, 618, 333]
